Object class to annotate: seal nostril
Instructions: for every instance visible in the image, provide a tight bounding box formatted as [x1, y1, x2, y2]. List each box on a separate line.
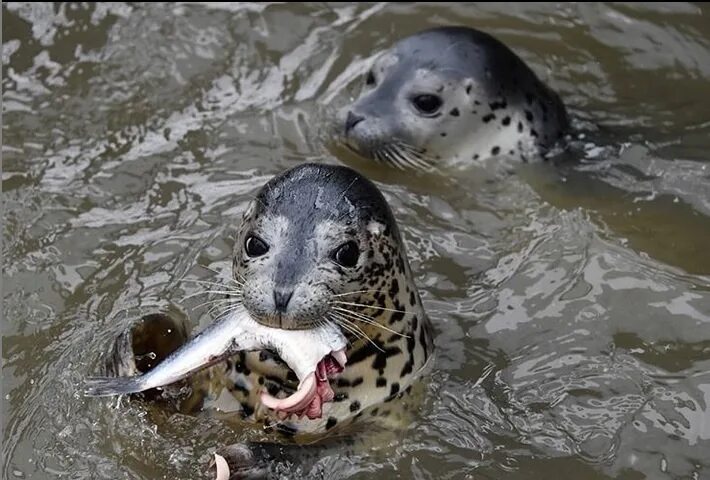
[273, 289, 295, 313]
[345, 111, 365, 133]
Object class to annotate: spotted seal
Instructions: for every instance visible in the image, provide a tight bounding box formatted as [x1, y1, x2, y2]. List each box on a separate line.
[338, 26, 569, 168]
[107, 163, 435, 476]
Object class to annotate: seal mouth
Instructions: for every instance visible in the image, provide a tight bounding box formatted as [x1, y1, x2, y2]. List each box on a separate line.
[260, 348, 347, 420]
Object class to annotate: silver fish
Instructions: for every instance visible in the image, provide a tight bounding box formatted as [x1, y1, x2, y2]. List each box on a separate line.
[84, 308, 347, 397]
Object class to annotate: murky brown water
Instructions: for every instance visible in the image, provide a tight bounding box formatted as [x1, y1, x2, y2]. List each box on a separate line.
[3, 3, 710, 479]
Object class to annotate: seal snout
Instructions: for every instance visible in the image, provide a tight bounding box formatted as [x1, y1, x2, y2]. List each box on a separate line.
[273, 288, 294, 313]
[344, 111, 365, 135]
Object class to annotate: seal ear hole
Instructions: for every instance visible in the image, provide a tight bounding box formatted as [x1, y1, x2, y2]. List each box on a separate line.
[245, 234, 269, 257]
[411, 94, 442, 116]
[332, 241, 360, 268]
[365, 71, 376, 87]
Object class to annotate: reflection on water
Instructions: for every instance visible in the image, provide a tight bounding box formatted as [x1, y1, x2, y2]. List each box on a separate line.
[3, 3, 709, 479]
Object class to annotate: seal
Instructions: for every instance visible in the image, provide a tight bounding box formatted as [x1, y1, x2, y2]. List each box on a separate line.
[339, 26, 569, 168]
[106, 163, 435, 476]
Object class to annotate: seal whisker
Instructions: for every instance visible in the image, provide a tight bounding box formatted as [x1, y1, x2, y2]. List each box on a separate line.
[207, 299, 243, 318]
[333, 300, 408, 314]
[327, 313, 368, 344]
[329, 312, 384, 353]
[332, 306, 410, 338]
[393, 141, 434, 171]
[181, 289, 243, 302]
[191, 296, 238, 312]
[386, 144, 418, 171]
[331, 289, 389, 297]
[381, 147, 407, 170]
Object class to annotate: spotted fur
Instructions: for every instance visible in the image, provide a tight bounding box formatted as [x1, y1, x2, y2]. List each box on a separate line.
[339, 26, 569, 168]
[193, 164, 435, 437]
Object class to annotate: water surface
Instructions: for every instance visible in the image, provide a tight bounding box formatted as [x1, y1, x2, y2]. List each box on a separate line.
[3, 3, 710, 479]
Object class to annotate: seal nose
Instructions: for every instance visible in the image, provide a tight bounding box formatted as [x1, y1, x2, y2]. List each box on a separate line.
[273, 288, 294, 313]
[345, 111, 365, 134]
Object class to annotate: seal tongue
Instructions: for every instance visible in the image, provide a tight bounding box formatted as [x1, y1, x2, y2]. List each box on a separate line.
[259, 350, 345, 420]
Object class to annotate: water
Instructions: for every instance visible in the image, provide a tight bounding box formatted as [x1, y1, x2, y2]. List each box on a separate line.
[3, 3, 709, 479]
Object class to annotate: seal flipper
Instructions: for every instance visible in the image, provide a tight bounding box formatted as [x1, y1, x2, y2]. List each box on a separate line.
[210, 441, 329, 480]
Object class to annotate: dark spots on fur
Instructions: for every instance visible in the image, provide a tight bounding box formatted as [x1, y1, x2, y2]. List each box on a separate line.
[351, 377, 363, 388]
[482, 113, 495, 123]
[412, 315, 419, 331]
[234, 359, 250, 376]
[389, 310, 404, 325]
[336, 378, 351, 388]
[372, 346, 402, 371]
[407, 334, 416, 356]
[390, 383, 400, 397]
[348, 340, 383, 365]
[258, 376, 264, 385]
[491, 146, 500, 156]
[440, 132, 447, 137]
[471, 110, 477, 115]
[473, 154, 479, 160]
[326, 417, 338, 430]
[376, 377, 387, 388]
[466, 85, 472, 94]
[525, 110, 533, 122]
[350, 401, 361, 412]
[334, 392, 348, 402]
[518, 121, 524, 133]
[371, 408, 379, 416]
[450, 108, 460, 117]
[474, 100, 481, 106]
[502, 116, 511, 126]
[232, 381, 249, 395]
[509, 149, 515, 155]
[400, 360, 413, 377]
[531, 129, 539, 138]
[489, 100, 507, 110]
[409, 290, 416, 306]
[241, 403, 254, 418]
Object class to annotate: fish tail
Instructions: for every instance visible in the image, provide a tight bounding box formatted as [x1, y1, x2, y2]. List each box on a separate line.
[83, 376, 147, 397]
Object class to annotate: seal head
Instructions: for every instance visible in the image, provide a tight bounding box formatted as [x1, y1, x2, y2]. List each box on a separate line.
[235, 163, 399, 331]
[340, 26, 569, 167]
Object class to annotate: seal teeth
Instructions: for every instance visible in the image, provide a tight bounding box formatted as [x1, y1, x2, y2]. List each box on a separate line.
[332, 348, 348, 368]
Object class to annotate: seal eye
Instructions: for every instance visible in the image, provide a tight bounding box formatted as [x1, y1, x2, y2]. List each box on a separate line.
[365, 70, 376, 86]
[245, 235, 269, 257]
[332, 241, 359, 268]
[412, 94, 442, 115]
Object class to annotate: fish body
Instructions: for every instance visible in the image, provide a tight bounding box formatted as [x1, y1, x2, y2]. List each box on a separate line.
[84, 309, 347, 398]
